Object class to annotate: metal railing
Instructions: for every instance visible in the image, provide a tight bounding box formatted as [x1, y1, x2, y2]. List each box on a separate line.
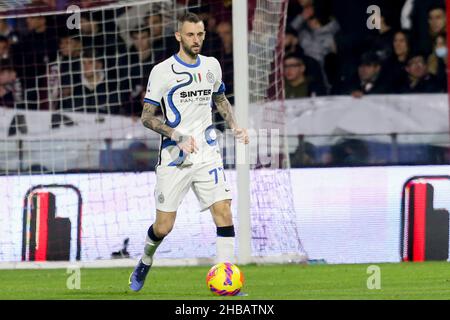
[1, 131, 450, 175]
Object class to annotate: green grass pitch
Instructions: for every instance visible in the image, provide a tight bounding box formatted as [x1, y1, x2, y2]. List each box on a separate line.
[0, 262, 449, 299]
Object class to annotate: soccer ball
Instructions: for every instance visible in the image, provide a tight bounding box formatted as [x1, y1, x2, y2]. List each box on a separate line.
[206, 262, 244, 296]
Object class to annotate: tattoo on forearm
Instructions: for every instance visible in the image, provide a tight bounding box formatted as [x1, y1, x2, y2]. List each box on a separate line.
[213, 93, 237, 129]
[141, 102, 174, 138]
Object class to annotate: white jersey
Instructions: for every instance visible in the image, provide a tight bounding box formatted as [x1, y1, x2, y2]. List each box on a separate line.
[144, 54, 225, 167]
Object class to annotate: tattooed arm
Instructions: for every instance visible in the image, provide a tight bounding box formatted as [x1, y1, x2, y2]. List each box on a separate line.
[212, 93, 238, 130]
[213, 93, 249, 144]
[141, 102, 198, 153]
[141, 102, 174, 138]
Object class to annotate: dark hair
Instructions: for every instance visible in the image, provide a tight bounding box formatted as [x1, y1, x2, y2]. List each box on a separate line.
[359, 51, 381, 66]
[145, 12, 162, 21]
[406, 51, 427, 63]
[283, 52, 304, 64]
[428, 4, 446, 15]
[130, 27, 150, 38]
[177, 12, 203, 30]
[393, 29, 411, 44]
[82, 49, 103, 63]
[0, 35, 8, 43]
[0, 59, 14, 72]
[59, 29, 81, 42]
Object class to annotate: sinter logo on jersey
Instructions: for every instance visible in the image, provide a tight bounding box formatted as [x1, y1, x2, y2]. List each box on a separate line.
[178, 72, 213, 105]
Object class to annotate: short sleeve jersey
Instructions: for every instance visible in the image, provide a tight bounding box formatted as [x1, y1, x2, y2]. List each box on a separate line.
[144, 54, 226, 167]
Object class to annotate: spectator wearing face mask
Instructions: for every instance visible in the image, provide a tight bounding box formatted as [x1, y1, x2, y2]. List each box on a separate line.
[427, 32, 447, 91]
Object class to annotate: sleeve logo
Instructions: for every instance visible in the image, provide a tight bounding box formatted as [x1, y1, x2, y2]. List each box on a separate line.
[206, 71, 215, 84]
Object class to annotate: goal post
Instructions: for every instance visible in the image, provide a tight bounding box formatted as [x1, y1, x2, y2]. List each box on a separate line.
[232, 0, 252, 265]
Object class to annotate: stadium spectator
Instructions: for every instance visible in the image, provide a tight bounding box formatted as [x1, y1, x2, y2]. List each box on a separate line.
[289, 0, 315, 32]
[16, 14, 58, 91]
[144, 12, 172, 61]
[397, 53, 441, 93]
[190, 5, 222, 57]
[0, 36, 11, 60]
[289, 1, 339, 88]
[296, 13, 340, 65]
[428, 5, 447, 44]
[129, 27, 162, 76]
[284, 53, 326, 99]
[58, 33, 82, 100]
[334, 52, 391, 97]
[284, 26, 328, 94]
[120, 27, 162, 116]
[58, 33, 82, 62]
[79, 12, 126, 57]
[368, 13, 396, 62]
[0, 61, 23, 108]
[213, 20, 235, 130]
[383, 30, 412, 91]
[427, 32, 448, 91]
[284, 27, 302, 56]
[61, 49, 120, 114]
[328, 0, 374, 82]
[0, 19, 19, 44]
[216, 21, 234, 98]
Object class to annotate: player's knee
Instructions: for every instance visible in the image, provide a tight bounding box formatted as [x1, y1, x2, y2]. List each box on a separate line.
[153, 222, 174, 238]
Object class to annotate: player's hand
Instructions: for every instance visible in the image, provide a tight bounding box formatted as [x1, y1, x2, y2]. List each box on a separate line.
[233, 128, 249, 144]
[171, 131, 199, 154]
[178, 136, 198, 154]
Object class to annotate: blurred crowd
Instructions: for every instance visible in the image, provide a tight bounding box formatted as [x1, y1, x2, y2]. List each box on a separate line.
[0, 0, 448, 116]
[0, 0, 233, 117]
[284, 0, 449, 99]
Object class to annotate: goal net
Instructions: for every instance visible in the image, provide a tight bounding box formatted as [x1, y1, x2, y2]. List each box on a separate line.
[0, 0, 307, 266]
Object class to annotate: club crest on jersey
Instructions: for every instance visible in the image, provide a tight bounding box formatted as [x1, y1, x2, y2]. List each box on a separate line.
[192, 72, 202, 83]
[158, 193, 165, 204]
[206, 71, 215, 83]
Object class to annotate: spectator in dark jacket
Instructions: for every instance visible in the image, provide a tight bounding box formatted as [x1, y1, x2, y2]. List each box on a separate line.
[427, 32, 447, 91]
[383, 30, 411, 90]
[368, 13, 397, 62]
[62, 49, 120, 114]
[216, 20, 234, 100]
[15, 14, 58, 90]
[334, 52, 392, 96]
[120, 27, 163, 116]
[0, 61, 23, 108]
[397, 53, 441, 93]
[410, 1, 446, 56]
[58, 33, 82, 101]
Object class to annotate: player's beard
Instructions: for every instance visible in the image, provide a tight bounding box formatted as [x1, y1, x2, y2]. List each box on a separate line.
[181, 40, 202, 59]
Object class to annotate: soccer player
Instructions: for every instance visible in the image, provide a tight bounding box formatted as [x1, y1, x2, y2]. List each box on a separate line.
[129, 12, 249, 292]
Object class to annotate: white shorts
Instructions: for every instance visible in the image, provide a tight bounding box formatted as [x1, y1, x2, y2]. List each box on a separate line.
[154, 160, 232, 212]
